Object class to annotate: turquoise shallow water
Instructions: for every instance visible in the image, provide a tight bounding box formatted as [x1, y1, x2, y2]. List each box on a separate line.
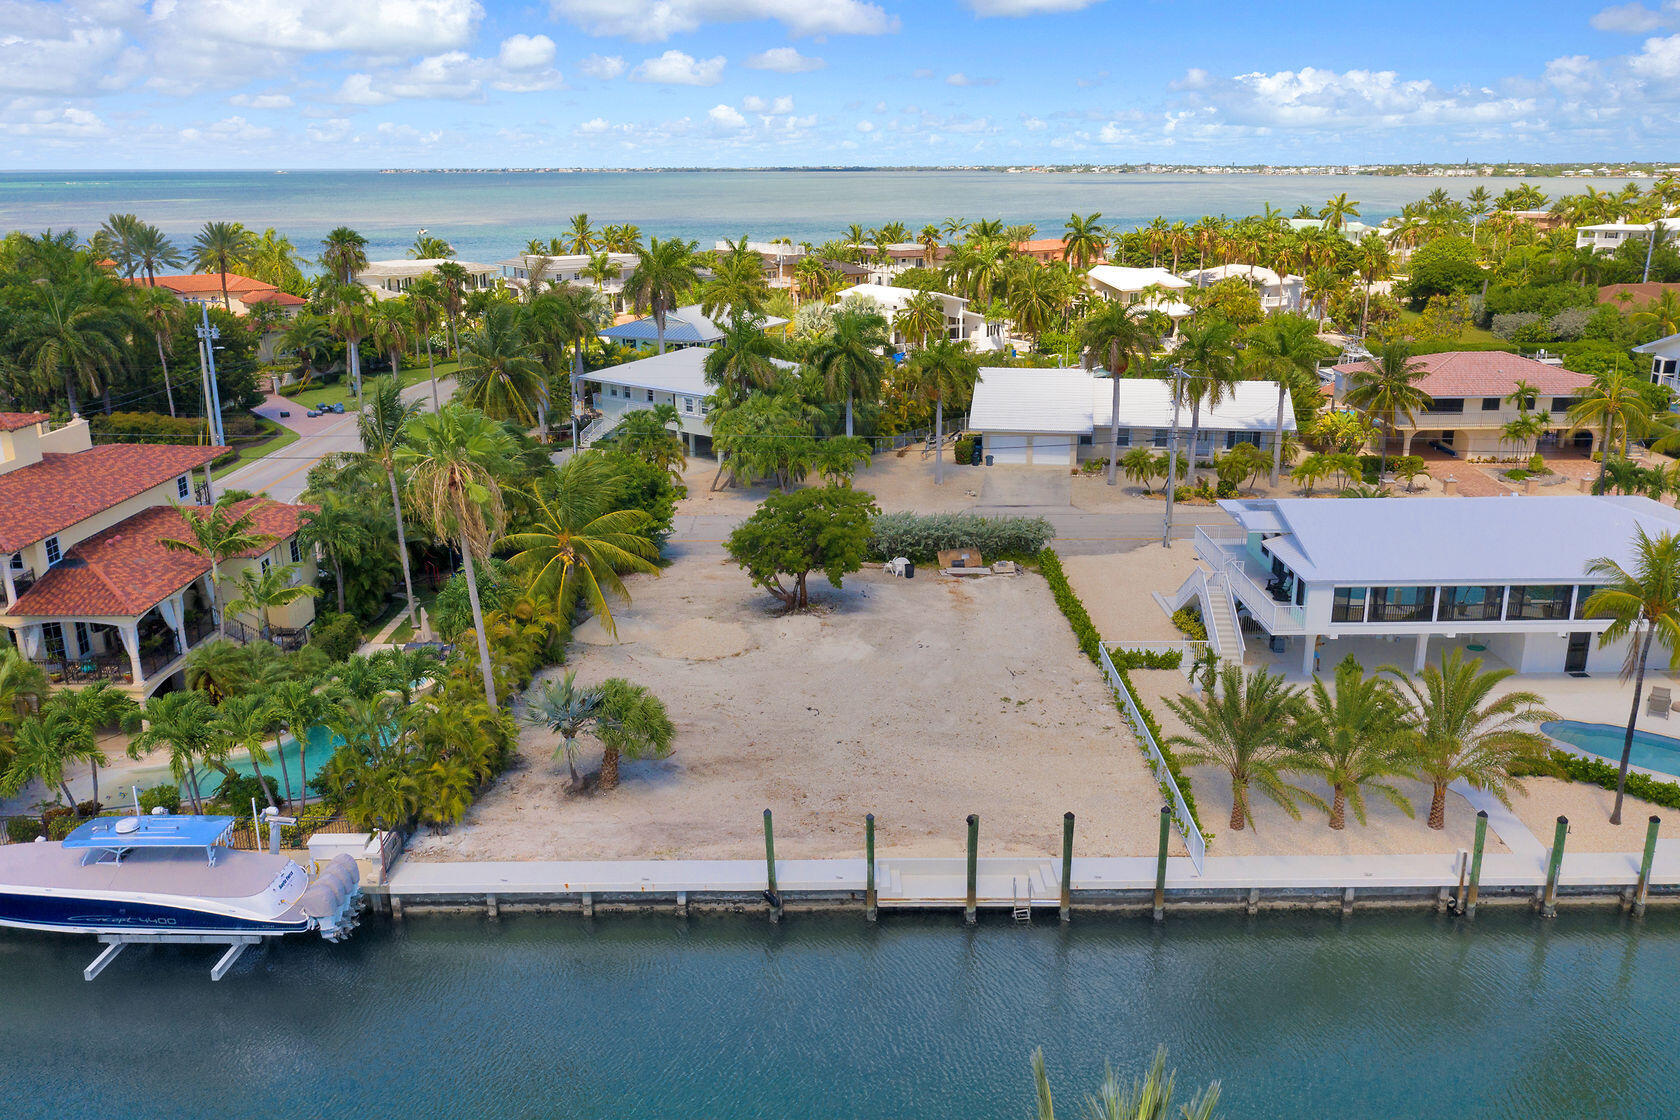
[1543, 720, 1680, 777]
[0, 169, 1640, 265]
[0, 909, 1675, 1119]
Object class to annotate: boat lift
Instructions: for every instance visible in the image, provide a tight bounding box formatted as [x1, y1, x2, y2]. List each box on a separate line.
[84, 934, 264, 982]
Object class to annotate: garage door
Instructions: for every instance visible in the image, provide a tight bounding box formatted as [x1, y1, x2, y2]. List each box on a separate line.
[986, 434, 1029, 464]
[1031, 436, 1073, 467]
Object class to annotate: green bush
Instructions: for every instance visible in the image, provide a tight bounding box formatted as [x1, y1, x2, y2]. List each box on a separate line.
[1171, 606, 1207, 641]
[277, 380, 311, 398]
[1172, 485, 1193, 502]
[1037, 547, 1101, 662]
[953, 435, 975, 465]
[867, 512, 1055, 562]
[211, 772, 279, 811]
[139, 784, 181, 814]
[1513, 749, 1680, 811]
[1080, 455, 1108, 476]
[5, 816, 41, 843]
[90, 411, 209, 445]
[1215, 479, 1237, 499]
[1111, 648, 1184, 670]
[308, 611, 363, 663]
[434, 559, 516, 641]
[1114, 664, 1203, 834]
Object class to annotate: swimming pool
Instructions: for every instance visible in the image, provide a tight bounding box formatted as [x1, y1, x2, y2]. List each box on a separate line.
[1542, 719, 1680, 777]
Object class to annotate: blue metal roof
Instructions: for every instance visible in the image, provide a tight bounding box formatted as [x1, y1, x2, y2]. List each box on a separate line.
[600, 304, 787, 346]
[62, 814, 235, 851]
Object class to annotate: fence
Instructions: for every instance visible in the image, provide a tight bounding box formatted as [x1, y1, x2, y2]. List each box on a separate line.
[1107, 638, 1213, 681]
[1096, 643, 1207, 875]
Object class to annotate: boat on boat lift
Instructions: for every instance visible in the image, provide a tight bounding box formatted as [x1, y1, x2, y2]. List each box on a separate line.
[0, 804, 364, 980]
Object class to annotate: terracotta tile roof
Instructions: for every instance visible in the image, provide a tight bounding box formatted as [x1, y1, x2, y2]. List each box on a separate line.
[144, 273, 276, 296]
[0, 412, 47, 432]
[1599, 282, 1680, 305]
[5, 498, 307, 619]
[0, 443, 225, 552]
[242, 289, 307, 307]
[1331, 351, 1592, 398]
[1014, 238, 1068, 254]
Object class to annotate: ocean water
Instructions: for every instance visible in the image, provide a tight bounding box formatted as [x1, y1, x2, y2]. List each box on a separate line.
[0, 170, 1638, 265]
[0, 909, 1675, 1119]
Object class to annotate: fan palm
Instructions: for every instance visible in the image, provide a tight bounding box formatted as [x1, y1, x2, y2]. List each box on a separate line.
[159, 497, 273, 640]
[396, 406, 517, 707]
[1164, 664, 1308, 832]
[903, 339, 979, 486]
[1583, 527, 1680, 823]
[1077, 301, 1161, 485]
[810, 307, 889, 437]
[501, 452, 661, 638]
[1344, 343, 1432, 477]
[1385, 652, 1554, 830]
[526, 670, 605, 788]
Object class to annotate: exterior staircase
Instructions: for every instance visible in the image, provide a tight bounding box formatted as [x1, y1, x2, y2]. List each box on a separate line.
[1161, 566, 1243, 666]
[578, 413, 619, 449]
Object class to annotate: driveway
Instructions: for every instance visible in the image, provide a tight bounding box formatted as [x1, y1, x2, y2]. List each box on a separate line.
[975, 467, 1073, 508]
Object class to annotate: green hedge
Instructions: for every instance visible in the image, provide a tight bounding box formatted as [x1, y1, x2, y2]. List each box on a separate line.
[1514, 749, 1680, 811]
[1037, 547, 1205, 836]
[868, 511, 1055, 563]
[90, 411, 209, 443]
[1111, 648, 1184, 670]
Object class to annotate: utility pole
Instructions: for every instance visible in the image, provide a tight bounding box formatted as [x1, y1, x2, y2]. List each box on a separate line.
[195, 305, 225, 446]
[1161, 363, 1185, 549]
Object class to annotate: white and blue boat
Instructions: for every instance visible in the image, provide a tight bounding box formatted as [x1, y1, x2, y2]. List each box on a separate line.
[0, 811, 364, 979]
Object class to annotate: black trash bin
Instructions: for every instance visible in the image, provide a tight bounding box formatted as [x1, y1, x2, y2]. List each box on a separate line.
[904, 561, 914, 579]
[985, 454, 994, 466]
[970, 439, 982, 466]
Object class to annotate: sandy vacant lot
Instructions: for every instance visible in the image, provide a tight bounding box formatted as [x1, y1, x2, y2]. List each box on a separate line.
[410, 561, 1175, 862]
[674, 452, 981, 517]
[1060, 548, 1200, 644]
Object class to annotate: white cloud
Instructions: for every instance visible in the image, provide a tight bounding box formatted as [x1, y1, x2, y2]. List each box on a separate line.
[229, 91, 294, 109]
[549, 0, 897, 41]
[1591, 3, 1669, 32]
[0, 99, 110, 138]
[497, 34, 555, 70]
[1630, 33, 1680, 80]
[630, 50, 725, 85]
[179, 114, 273, 143]
[708, 103, 747, 128]
[745, 46, 824, 72]
[164, 0, 484, 54]
[1021, 115, 1045, 130]
[306, 117, 353, 142]
[0, 3, 144, 95]
[1189, 66, 1535, 129]
[742, 94, 794, 112]
[855, 119, 873, 131]
[580, 53, 625, 79]
[963, 0, 1104, 14]
[576, 116, 611, 133]
[945, 72, 997, 87]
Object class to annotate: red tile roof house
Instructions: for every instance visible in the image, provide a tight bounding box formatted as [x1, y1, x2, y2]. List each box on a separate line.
[0, 414, 315, 695]
[136, 273, 305, 318]
[1329, 351, 1593, 459]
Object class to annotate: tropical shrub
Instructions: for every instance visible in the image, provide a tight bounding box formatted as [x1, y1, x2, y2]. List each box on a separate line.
[1038, 547, 1102, 662]
[1513, 749, 1680, 811]
[433, 559, 516, 642]
[953, 435, 975, 465]
[307, 611, 363, 663]
[138, 783, 181, 814]
[6, 816, 41, 843]
[866, 511, 1055, 562]
[727, 486, 879, 611]
[597, 449, 683, 547]
[1111, 649, 1184, 670]
[1171, 606, 1207, 641]
[90, 411, 210, 444]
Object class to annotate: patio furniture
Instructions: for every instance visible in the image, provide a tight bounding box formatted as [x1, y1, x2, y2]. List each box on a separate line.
[1649, 686, 1671, 719]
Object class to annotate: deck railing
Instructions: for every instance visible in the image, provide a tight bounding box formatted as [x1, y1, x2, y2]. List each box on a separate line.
[1096, 643, 1206, 875]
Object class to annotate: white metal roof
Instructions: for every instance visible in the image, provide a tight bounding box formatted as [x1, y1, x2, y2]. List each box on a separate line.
[968, 369, 1295, 435]
[834, 283, 968, 310]
[1218, 495, 1680, 585]
[357, 258, 496, 278]
[1086, 265, 1190, 292]
[589, 347, 795, 398]
[1634, 331, 1680, 357]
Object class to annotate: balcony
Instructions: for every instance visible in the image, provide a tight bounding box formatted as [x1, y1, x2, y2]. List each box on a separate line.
[1193, 526, 1307, 635]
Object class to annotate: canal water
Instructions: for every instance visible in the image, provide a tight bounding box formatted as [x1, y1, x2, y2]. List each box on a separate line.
[1, 909, 1672, 1119]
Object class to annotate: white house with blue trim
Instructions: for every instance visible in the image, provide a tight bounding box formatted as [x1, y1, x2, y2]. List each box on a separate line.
[580, 347, 797, 452]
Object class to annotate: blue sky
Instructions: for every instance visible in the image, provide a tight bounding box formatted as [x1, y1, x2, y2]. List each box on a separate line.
[3, 0, 1680, 167]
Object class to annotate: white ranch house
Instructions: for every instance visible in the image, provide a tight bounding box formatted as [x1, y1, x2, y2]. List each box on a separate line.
[579, 347, 796, 453]
[355, 259, 499, 299]
[832, 283, 1004, 351]
[966, 367, 1295, 467]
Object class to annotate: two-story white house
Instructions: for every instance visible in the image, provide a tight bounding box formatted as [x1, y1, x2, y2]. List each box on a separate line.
[832, 283, 1003, 350]
[579, 347, 798, 454]
[1635, 332, 1680, 395]
[1181, 264, 1303, 313]
[495, 252, 639, 307]
[1575, 218, 1680, 254]
[1083, 265, 1195, 334]
[1180, 495, 1668, 678]
[356, 259, 500, 300]
[0, 414, 316, 696]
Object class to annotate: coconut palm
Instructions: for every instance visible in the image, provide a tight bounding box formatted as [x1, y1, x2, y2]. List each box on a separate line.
[623, 237, 701, 354]
[903, 339, 979, 486]
[320, 226, 369, 284]
[583, 251, 622, 294]
[565, 213, 599, 255]
[501, 451, 661, 638]
[1174, 316, 1240, 487]
[1243, 313, 1334, 486]
[0, 649, 49, 763]
[700, 237, 771, 319]
[1293, 657, 1414, 830]
[136, 285, 184, 416]
[10, 273, 135, 415]
[1062, 212, 1108, 271]
[1353, 234, 1391, 336]
[210, 692, 281, 810]
[56, 682, 135, 811]
[299, 490, 370, 615]
[1385, 652, 1554, 830]
[810, 307, 889, 438]
[1030, 1046, 1221, 1120]
[128, 691, 220, 814]
[159, 497, 273, 640]
[1319, 192, 1362, 231]
[396, 406, 517, 707]
[1343, 343, 1432, 478]
[1006, 262, 1067, 347]
[702, 313, 787, 404]
[1, 710, 101, 821]
[893, 290, 946, 350]
[433, 260, 470, 357]
[525, 284, 603, 445]
[367, 298, 410, 379]
[1573, 369, 1656, 491]
[190, 221, 254, 312]
[1583, 527, 1680, 823]
[356, 375, 425, 626]
[1077, 301, 1161, 485]
[1164, 664, 1308, 832]
[128, 220, 185, 286]
[265, 678, 325, 810]
[226, 562, 320, 643]
[455, 303, 548, 427]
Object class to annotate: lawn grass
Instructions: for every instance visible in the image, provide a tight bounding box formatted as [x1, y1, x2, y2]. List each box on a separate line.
[282, 360, 458, 411]
[223, 415, 301, 469]
[1394, 310, 1508, 348]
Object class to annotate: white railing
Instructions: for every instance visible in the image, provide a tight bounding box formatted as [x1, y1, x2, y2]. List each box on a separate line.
[1097, 643, 1206, 875]
[1109, 638, 1214, 681]
[578, 413, 619, 448]
[1195, 526, 1306, 634]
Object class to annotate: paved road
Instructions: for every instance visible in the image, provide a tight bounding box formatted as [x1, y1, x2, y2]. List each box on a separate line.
[218, 376, 453, 502]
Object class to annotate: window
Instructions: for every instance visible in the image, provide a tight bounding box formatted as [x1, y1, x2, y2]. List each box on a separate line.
[1330, 587, 1368, 623]
[1551, 397, 1577, 412]
[289, 537, 302, 565]
[1574, 584, 1613, 619]
[1481, 397, 1502, 411]
[1439, 585, 1502, 621]
[8, 552, 22, 572]
[1369, 585, 1434, 623]
[44, 536, 60, 566]
[74, 621, 90, 653]
[1078, 434, 1093, 446]
[260, 557, 271, 576]
[1508, 584, 1571, 620]
[646, 390, 654, 403]
[43, 624, 65, 661]
[1113, 429, 1131, 448]
[177, 474, 191, 500]
[684, 397, 695, 413]
[1430, 398, 1465, 414]
[1152, 429, 1171, 448]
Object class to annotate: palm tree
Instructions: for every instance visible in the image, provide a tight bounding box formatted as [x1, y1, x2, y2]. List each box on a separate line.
[1294, 657, 1414, 830]
[367, 298, 411, 379]
[407, 272, 445, 406]
[128, 691, 220, 814]
[1243, 313, 1334, 486]
[1174, 317, 1240, 488]
[703, 314, 787, 407]
[501, 452, 661, 637]
[1633, 290, 1680, 339]
[56, 682, 135, 811]
[811, 307, 889, 438]
[1571, 369, 1656, 491]
[269, 678, 330, 810]
[137, 286, 184, 416]
[1583, 527, 1680, 823]
[1353, 234, 1391, 336]
[247, 228, 304, 292]
[433, 260, 470, 357]
[1006, 262, 1066, 347]
[227, 562, 320, 642]
[320, 226, 369, 284]
[1077, 301, 1161, 485]
[1061, 212, 1108, 271]
[1164, 664, 1308, 832]
[526, 284, 603, 446]
[566, 213, 599, 255]
[1344, 343, 1432, 477]
[408, 232, 453, 260]
[583, 251, 622, 295]
[700, 236, 771, 319]
[323, 280, 372, 403]
[594, 678, 674, 791]
[129, 220, 185, 286]
[903, 339, 979, 486]
[623, 237, 701, 354]
[190, 221, 254, 312]
[1, 710, 101, 821]
[526, 670, 604, 788]
[1031, 1046, 1221, 1120]
[0, 649, 49, 763]
[210, 692, 281, 809]
[1120, 445, 1157, 491]
[396, 406, 517, 707]
[1386, 652, 1553, 830]
[456, 303, 548, 426]
[354, 376, 426, 626]
[893, 290, 946, 350]
[299, 491, 369, 614]
[159, 497, 273, 640]
[10, 273, 134, 414]
[1319, 192, 1362, 231]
